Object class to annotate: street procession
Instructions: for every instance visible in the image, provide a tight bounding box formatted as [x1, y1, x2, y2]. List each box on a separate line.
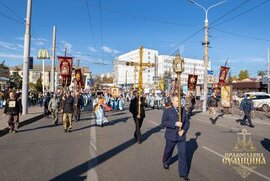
[0, 0, 270, 181]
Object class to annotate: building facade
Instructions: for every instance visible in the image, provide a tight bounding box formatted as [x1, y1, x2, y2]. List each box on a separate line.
[113, 47, 211, 89]
[10, 64, 92, 91]
[113, 48, 158, 89]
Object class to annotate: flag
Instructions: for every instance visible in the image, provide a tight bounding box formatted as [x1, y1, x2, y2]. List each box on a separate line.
[218, 66, 230, 86]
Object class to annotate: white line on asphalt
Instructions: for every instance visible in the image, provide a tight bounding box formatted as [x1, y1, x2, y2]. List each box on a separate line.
[148, 120, 159, 126]
[202, 146, 270, 181]
[87, 119, 98, 181]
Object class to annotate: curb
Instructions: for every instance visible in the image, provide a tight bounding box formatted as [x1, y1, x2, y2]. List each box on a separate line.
[0, 113, 44, 137]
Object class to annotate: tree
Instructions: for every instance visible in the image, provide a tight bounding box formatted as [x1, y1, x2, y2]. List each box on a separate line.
[34, 78, 43, 92]
[258, 71, 266, 77]
[9, 66, 22, 89]
[239, 70, 249, 80]
[227, 71, 233, 83]
[0, 60, 10, 78]
[162, 70, 172, 91]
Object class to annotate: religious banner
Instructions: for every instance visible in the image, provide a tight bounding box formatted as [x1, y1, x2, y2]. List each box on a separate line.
[58, 56, 73, 87]
[170, 78, 177, 95]
[218, 66, 230, 86]
[188, 74, 198, 91]
[75, 68, 84, 89]
[111, 87, 119, 98]
[221, 85, 232, 108]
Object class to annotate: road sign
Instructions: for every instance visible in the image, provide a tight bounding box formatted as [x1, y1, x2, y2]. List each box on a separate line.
[208, 70, 214, 75]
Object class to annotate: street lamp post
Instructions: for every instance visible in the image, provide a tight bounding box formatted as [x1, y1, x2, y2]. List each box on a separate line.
[37, 49, 50, 95]
[173, 53, 184, 134]
[189, 0, 226, 112]
[22, 0, 32, 115]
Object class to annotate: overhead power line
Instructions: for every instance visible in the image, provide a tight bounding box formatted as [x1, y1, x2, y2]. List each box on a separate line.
[210, 0, 270, 28]
[212, 28, 270, 42]
[85, 0, 96, 48]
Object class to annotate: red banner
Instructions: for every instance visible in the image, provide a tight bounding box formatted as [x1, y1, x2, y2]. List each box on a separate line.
[188, 74, 198, 91]
[58, 56, 73, 87]
[75, 68, 84, 89]
[218, 66, 230, 86]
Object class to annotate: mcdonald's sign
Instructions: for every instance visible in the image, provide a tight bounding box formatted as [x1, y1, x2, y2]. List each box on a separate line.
[37, 49, 50, 59]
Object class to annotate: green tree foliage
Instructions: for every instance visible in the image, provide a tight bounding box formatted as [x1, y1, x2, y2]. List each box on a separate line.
[227, 71, 233, 83]
[239, 70, 249, 80]
[34, 78, 43, 92]
[9, 66, 22, 89]
[258, 71, 266, 77]
[0, 60, 10, 78]
[162, 71, 172, 91]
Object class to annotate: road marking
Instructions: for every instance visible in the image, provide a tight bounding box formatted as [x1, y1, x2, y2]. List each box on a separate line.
[148, 120, 159, 126]
[202, 146, 270, 181]
[87, 119, 98, 181]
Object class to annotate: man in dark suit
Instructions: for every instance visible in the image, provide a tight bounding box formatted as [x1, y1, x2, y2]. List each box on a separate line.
[161, 95, 190, 181]
[129, 90, 147, 144]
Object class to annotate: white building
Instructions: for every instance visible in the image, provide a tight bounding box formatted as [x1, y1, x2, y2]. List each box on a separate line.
[158, 55, 211, 85]
[113, 47, 211, 89]
[113, 48, 158, 88]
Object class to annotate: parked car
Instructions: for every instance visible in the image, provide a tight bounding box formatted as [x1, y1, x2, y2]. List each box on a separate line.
[239, 92, 270, 112]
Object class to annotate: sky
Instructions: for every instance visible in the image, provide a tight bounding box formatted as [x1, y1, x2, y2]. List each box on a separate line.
[0, 0, 270, 77]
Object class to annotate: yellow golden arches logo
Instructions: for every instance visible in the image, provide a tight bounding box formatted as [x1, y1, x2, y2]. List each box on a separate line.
[37, 49, 50, 59]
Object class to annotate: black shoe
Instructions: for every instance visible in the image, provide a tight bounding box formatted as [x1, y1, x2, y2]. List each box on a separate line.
[180, 175, 190, 181]
[163, 163, 169, 169]
[64, 129, 67, 133]
[249, 124, 255, 128]
[240, 122, 246, 125]
[68, 129, 72, 133]
[101, 124, 104, 127]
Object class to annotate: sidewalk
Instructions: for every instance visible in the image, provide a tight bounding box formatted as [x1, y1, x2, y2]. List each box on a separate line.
[0, 106, 44, 136]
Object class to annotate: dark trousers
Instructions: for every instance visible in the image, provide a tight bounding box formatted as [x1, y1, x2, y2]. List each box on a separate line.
[133, 116, 144, 142]
[242, 110, 253, 125]
[8, 114, 19, 131]
[75, 108, 81, 121]
[163, 139, 187, 176]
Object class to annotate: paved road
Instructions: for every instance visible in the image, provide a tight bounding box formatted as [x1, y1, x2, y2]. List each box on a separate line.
[0, 107, 269, 181]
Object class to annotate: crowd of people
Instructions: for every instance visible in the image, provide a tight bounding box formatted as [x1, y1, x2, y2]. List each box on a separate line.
[1, 87, 258, 181]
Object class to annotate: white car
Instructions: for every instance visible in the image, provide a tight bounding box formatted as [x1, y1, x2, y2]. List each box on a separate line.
[239, 92, 270, 112]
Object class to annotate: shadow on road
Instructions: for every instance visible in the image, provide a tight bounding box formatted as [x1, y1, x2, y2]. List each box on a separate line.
[171, 132, 201, 175]
[107, 116, 131, 126]
[261, 138, 270, 152]
[50, 125, 162, 181]
[18, 124, 60, 133]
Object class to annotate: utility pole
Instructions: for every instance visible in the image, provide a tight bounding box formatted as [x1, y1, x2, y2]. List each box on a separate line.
[189, 0, 226, 112]
[22, 0, 32, 115]
[51, 26, 56, 92]
[267, 48, 270, 94]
